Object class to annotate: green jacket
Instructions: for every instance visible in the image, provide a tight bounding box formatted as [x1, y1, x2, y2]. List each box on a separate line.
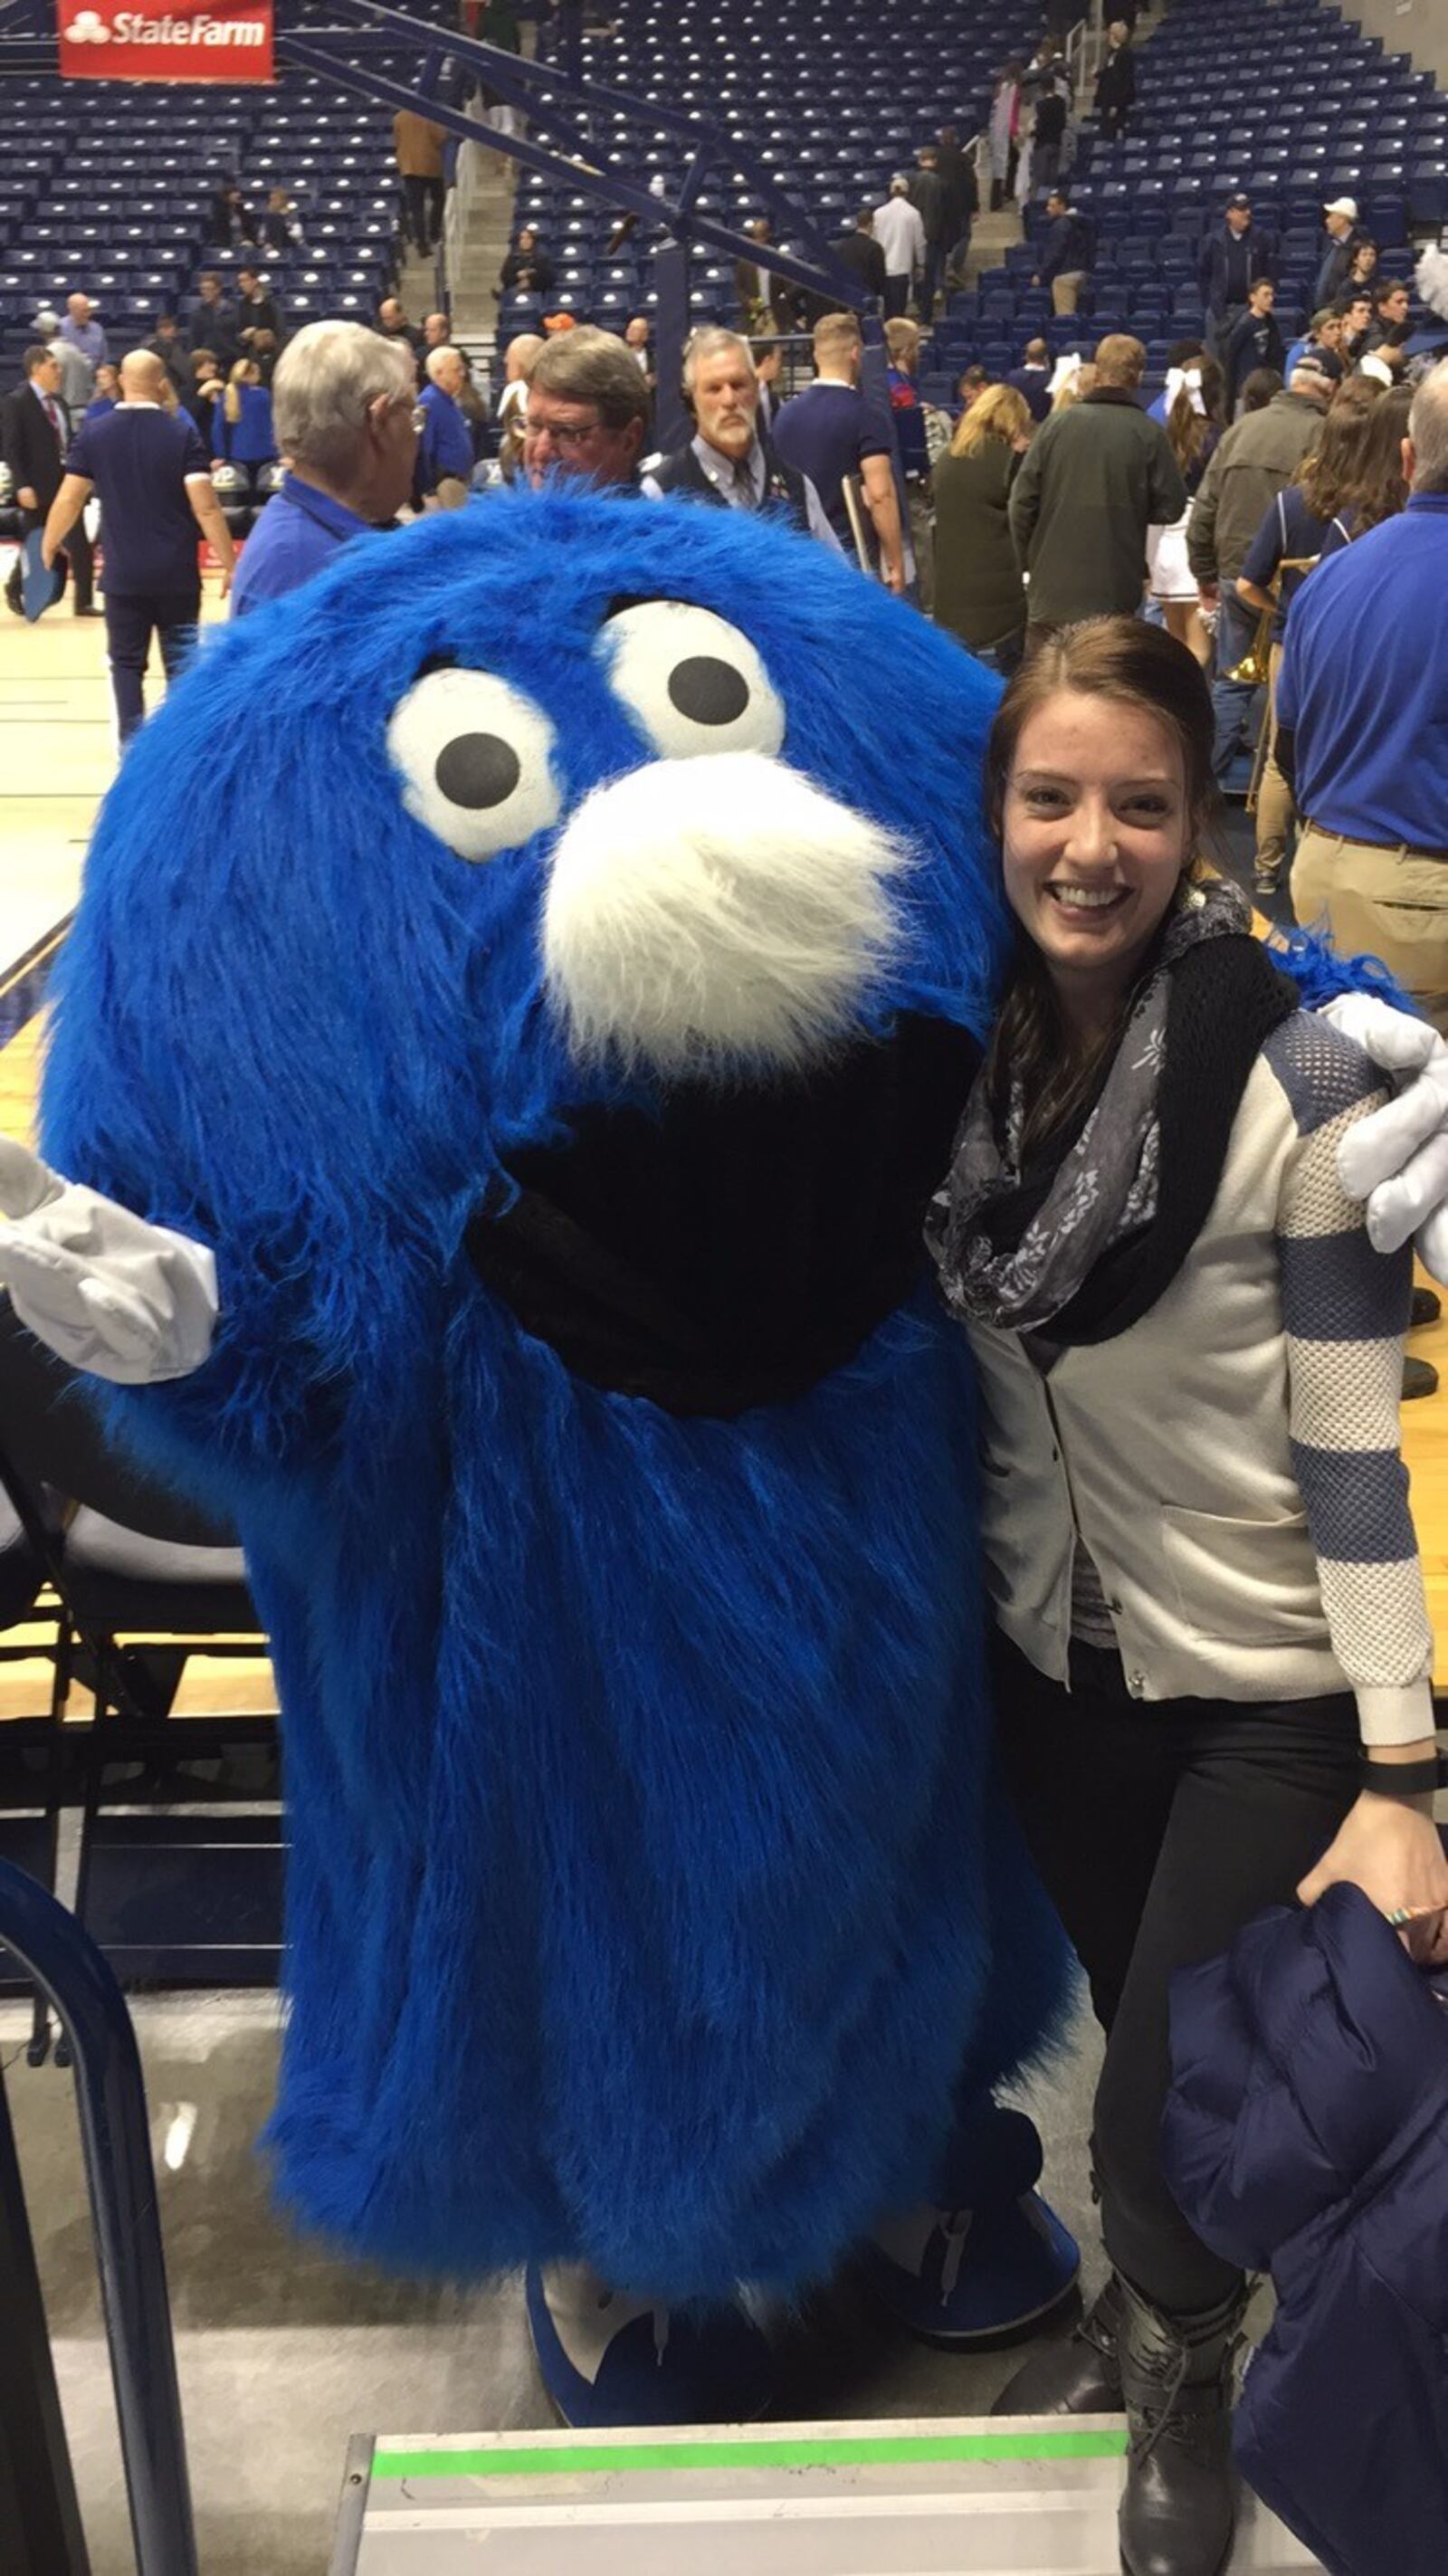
[1186, 392, 1326, 587]
[934, 439, 1027, 651]
[1008, 388, 1187, 626]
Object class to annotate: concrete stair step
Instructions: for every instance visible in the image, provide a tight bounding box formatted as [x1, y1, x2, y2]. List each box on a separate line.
[338, 2415, 1324, 2574]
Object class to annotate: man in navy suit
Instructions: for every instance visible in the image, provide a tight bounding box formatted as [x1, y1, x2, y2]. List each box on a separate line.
[2, 345, 94, 616]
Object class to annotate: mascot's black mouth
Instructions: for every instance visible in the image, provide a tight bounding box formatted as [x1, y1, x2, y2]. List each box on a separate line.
[465, 1015, 981, 1417]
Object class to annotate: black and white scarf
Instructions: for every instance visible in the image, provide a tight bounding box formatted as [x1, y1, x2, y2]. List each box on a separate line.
[927, 879, 1298, 1348]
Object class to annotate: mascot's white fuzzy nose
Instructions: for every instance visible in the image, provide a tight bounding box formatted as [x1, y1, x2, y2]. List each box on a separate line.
[541, 751, 911, 1076]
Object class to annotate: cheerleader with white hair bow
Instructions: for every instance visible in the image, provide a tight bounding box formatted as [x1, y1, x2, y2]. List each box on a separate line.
[1146, 349, 1228, 663]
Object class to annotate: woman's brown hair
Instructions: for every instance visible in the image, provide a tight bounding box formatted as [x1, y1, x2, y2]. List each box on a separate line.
[1339, 382, 1413, 532]
[982, 618, 1217, 1161]
[1165, 353, 1226, 478]
[1295, 382, 1381, 519]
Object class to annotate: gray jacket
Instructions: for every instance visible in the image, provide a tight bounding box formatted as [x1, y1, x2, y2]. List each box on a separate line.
[1187, 392, 1326, 587]
[1008, 389, 1186, 626]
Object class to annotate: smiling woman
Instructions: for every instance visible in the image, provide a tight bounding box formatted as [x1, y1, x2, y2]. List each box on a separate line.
[927, 615, 1448, 2576]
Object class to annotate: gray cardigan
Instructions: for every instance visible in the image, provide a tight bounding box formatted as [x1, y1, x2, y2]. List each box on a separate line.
[966, 1017, 1434, 1744]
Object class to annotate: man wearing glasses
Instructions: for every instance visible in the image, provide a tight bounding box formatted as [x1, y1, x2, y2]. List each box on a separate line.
[229, 321, 421, 618]
[521, 326, 654, 490]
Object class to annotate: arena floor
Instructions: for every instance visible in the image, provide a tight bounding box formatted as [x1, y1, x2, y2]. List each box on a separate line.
[0, 585, 1430, 2574]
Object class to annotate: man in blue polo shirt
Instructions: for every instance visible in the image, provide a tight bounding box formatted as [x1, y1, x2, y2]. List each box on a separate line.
[771, 310, 905, 587]
[417, 342, 475, 493]
[43, 348, 235, 744]
[230, 320, 419, 618]
[1280, 359, 1448, 1031]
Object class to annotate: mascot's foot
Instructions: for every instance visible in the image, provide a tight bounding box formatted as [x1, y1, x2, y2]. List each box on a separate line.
[860, 2104, 1081, 2347]
[525, 2261, 776, 2428]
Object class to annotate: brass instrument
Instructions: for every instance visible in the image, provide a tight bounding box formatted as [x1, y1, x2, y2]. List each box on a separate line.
[1226, 606, 1274, 689]
[1240, 554, 1320, 816]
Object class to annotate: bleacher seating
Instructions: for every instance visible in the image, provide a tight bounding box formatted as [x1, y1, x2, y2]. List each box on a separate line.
[0, 1, 444, 385]
[500, 0, 1043, 349]
[497, 0, 1443, 403]
[938, 0, 1443, 391]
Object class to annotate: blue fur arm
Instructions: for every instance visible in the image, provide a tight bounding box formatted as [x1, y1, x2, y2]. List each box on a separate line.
[1269, 922, 1417, 1018]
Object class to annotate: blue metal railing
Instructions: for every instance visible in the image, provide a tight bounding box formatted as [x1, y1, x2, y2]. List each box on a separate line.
[0, 1859, 198, 2576]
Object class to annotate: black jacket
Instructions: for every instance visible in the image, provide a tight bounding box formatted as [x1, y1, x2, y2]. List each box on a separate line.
[2, 380, 72, 512]
[500, 247, 556, 294]
[1200, 224, 1275, 317]
[648, 435, 813, 536]
[907, 167, 949, 245]
[1038, 209, 1092, 287]
[831, 228, 888, 299]
[235, 292, 281, 348]
[185, 294, 238, 365]
[1094, 45, 1136, 111]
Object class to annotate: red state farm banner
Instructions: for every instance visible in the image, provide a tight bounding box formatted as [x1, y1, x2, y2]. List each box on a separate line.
[58, 0, 273, 82]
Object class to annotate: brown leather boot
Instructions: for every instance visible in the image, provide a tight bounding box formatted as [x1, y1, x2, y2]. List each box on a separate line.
[1116, 2274, 1249, 2576]
[992, 2272, 1124, 2415]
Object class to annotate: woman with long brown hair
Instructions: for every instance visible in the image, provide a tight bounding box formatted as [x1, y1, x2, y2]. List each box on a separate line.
[932, 382, 1034, 671]
[928, 617, 1447, 2576]
[1147, 353, 1227, 664]
[1235, 380, 1385, 895]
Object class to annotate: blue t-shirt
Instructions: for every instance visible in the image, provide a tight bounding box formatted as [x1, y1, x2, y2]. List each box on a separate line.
[770, 381, 892, 544]
[213, 383, 277, 467]
[231, 476, 376, 618]
[1276, 495, 1448, 849]
[65, 403, 211, 596]
[418, 382, 473, 487]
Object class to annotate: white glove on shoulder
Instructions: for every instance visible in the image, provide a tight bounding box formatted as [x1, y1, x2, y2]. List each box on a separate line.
[1319, 994, 1448, 1282]
[0, 1136, 218, 1385]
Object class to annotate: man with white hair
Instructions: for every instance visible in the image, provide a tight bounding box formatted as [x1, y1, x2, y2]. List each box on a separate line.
[872, 176, 926, 320]
[42, 348, 234, 742]
[1279, 358, 1448, 1031]
[58, 291, 108, 391]
[417, 342, 473, 491]
[641, 329, 841, 549]
[229, 320, 420, 617]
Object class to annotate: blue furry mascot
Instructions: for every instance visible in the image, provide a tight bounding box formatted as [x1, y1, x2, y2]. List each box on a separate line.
[14, 492, 1433, 2422]
[27, 492, 1081, 2411]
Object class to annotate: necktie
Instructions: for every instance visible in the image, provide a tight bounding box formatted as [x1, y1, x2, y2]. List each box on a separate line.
[43, 396, 63, 445]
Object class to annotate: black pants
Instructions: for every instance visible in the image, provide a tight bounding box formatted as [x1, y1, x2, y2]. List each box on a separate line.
[104, 588, 200, 744]
[403, 173, 445, 252]
[993, 1630, 1359, 2313]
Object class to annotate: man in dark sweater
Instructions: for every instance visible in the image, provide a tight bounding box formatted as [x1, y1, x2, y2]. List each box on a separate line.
[1200, 194, 1275, 354]
[1313, 197, 1363, 311]
[1223, 279, 1285, 411]
[830, 208, 888, 310]
[1032, 189, 1092, 317]
[235, 269, 282, 355]
[1008, 333, 1186, 635]
[907, 146, 950, 321]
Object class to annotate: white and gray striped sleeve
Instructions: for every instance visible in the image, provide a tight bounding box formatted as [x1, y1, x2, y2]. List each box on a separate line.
[1266, 1015, 1436, 1746]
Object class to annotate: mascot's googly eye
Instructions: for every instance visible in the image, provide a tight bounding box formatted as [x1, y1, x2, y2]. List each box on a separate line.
[386, 666, 562, 862]
[601, 601, 786, 761]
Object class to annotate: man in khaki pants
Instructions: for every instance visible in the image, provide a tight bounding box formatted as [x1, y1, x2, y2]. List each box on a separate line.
[1278, 360, 1448, 1032]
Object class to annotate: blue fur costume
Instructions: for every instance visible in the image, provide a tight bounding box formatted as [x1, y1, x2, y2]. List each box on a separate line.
[43, 494, 1076, 2301]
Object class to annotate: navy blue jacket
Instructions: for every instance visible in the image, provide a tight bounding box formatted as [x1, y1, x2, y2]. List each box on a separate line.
[1164, 1880, 1448, 2576]
[1199, 223, 1275, 317]
[1037, 209, 1091, 288]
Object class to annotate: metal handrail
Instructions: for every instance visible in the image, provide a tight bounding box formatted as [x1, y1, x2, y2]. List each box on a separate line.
[0, 1860, 198, 2576]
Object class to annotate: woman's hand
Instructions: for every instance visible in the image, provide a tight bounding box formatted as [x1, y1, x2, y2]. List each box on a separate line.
[1299, 1792, 1448, 1964]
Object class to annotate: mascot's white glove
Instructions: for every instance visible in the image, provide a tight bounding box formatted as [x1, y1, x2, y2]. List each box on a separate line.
[0, 1136, 218, 1384]
[1322, 994, 1448, 1281]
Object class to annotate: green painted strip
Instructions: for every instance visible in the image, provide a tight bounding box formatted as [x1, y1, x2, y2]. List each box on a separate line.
[373, 2428, 1129, 2482]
